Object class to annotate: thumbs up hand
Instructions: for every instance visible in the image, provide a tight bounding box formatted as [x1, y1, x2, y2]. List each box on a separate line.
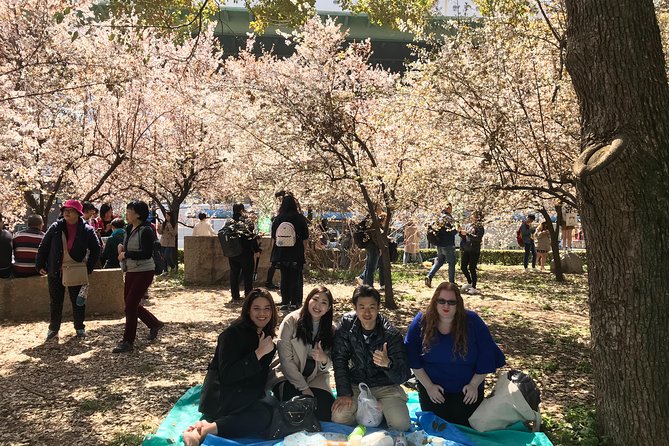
[310, 341, 328, 364]
[373, 342, 391, 368]
[255, 332, 275, 360]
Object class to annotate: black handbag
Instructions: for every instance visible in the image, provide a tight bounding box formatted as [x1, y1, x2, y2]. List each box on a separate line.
[266, 395, 321, 439]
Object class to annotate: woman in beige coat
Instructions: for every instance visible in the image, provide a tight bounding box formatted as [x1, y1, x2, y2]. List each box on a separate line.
[268, 286, 335, 421]
[403, 220, 422, 264]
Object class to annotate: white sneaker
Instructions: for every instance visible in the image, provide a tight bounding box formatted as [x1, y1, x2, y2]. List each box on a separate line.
[461, 283, 472, 292]
[467, 287, 479, 295]
[524, 267, 530, 273]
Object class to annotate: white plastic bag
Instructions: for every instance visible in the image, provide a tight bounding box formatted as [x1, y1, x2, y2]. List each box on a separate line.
[356, 383, 384, 427]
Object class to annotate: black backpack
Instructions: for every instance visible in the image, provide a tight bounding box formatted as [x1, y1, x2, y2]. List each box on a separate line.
[218, 219, 243, 257]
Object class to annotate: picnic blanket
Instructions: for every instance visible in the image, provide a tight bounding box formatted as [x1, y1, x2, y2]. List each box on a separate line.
[142, 385, 553, 446]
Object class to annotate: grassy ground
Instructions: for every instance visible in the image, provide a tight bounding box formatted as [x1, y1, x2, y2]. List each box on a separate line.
[0, 264, 597, 445]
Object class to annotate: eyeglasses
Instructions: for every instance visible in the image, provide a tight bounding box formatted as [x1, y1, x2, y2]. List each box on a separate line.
[436, 299, 457, 306]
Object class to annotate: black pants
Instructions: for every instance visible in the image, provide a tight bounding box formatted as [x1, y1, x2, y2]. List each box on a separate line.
[417, 382, 483, 427]
[524, 241, 537, 268]
[48, 274, 85, 331]
[229, 255, 254, 300]
[273, 381, 334, 422]
[460, 250, 481, 288]
[211, 399, 273, 438]
[279, 263, 303, 306]
[265, 264, 276, 284]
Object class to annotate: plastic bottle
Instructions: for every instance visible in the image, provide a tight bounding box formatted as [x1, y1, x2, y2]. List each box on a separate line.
[76, 284, 89, 306]
[348, 425, 366, 446]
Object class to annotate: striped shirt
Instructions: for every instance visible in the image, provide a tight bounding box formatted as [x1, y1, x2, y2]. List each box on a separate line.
[13, 228, 45, 277]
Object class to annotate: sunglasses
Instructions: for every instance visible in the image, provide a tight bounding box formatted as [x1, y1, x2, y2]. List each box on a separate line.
[436, 299, 458, 306]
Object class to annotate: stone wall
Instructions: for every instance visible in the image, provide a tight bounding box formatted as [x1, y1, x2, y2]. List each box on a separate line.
[183, 236, 280, 285]
[0, 269, 125, 321]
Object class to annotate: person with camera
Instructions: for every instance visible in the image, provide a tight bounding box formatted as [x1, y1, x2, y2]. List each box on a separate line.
[425, 203, 458, 287]
[183, 289, 278, 445]
[331, 285, 411, 431]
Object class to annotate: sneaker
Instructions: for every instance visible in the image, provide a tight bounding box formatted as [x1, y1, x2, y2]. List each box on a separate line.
[424, 276, 432, 288]
[461, 283, 472, 292]
[264, 283, 279, 290]
[279, 304, 289, 311]
[288, 304, 297, 311]
[75, 329, 86, 339]
[112, 341, 133, 353]
[147, 322, 165, 341]
[45, 330, 58, 342]
[467, 287, 479, 295]
[524, 267, 530, 272]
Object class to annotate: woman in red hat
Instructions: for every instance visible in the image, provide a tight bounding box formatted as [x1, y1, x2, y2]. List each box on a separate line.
[35, 199, 101, 341]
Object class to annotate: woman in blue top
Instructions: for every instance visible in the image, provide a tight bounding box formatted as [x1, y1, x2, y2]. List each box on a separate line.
[404, 282, 505, 426]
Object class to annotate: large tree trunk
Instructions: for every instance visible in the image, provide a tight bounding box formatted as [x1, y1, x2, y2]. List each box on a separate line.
[564, 0, 669, 443]
[538, 206, 564, 281]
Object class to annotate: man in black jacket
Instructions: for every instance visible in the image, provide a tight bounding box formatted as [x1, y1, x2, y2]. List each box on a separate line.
[331, 285, 411, 430]
[35, 199, 100, 341]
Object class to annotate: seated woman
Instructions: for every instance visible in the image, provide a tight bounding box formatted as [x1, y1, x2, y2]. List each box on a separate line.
[183, 289, 278, 446]
[404, 282, 505, 427]
[268, 286, 335, 421]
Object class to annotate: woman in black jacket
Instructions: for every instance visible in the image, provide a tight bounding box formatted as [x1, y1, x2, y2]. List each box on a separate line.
[35, 199, 100, 341]
[183, 288, 279, 446]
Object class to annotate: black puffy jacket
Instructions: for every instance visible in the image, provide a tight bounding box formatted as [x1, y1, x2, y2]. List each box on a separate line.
[332, 312, 410, 397]
[35, 217, 101, 276]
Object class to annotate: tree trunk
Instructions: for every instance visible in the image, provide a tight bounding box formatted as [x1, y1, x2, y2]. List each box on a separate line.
[538, 206, 564, 281]
[564, 0, 669, 443]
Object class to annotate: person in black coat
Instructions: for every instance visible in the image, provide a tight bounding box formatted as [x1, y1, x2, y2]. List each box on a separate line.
[331, 285, 411, 431]
[35, 199, 100, 341]
[270, 194, 309, 310]
[183, 289, 279, 446]
[229, 203, 261, 302]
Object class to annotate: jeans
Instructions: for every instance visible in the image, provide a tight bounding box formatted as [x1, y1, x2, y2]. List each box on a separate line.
[48, 275, 85, 332]
[123, 271, 160, 343]
[427, 245, 456, 283]
[279, 263, 304, 306]
[360, 245, 380, 286]
[524, 241, 537, 268]
[229, 255, 254, 300]
[161, 246, 176, 271]
[403, 251, 423, 264]
[461, 249, 481, 288]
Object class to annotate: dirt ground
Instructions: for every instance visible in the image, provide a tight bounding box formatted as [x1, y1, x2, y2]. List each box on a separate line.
[0, 264, 592, 445]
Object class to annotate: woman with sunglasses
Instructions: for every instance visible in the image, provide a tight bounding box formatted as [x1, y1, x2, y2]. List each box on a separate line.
[404, 282, 505, 426]
[183, 289, 278, 446]
[268, 286, 336, 421]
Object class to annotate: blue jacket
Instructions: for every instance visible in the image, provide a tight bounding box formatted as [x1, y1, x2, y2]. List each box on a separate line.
[35, 217, 101, 276]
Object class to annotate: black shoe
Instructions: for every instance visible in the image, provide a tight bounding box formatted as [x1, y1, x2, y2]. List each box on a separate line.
[280, 304, 289, 311]
[147, 322, 165, 341]
[425, 276, 432, 288]
[112, 341, 134, 353]
[265, 283, 279, 290]
[45, 330, 59, 342]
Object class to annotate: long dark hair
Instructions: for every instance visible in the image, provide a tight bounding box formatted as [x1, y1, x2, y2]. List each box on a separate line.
[421, 282, 468, 357]
[277, 194, 299, 217]
[240, 288, 279, 338]
[296, 286, 335, 351]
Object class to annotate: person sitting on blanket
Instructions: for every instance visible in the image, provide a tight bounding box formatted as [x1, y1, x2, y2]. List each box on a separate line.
[404, 281, 506, 427]
[183, 288, 279, 446]
[268, 285, 336, 421]
[331, 285, 411, 431]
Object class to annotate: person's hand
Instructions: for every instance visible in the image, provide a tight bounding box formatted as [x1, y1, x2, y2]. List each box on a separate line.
[302, 388, 315, 397]
[426, 383, 445, 404]
[332, 395, 353, 412]
[255, 332, 275, 360]
[117, 244, 124, 254]
[118, 251, 126, 261]
[39, 268, 47, 276]
[310, 341, 328, 364]
[462, 383, 479, 404]
[372, 342, 390, 368]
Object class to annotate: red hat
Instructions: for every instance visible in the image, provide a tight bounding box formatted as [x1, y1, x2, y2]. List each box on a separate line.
[60, 199, 83, 216]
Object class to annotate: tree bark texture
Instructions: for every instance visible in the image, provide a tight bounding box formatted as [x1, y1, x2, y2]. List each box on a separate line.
[565, 0, 669, 443]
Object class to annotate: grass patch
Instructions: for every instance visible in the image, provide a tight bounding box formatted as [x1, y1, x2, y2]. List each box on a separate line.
[106, 432, 145, 446]
[80, 394, 123, 414]
[543, 405, 603, 446]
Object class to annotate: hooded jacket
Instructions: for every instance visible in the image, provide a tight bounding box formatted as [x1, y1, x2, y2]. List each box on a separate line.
[332, 312, 410, 397]
[35, 217, 100, 276]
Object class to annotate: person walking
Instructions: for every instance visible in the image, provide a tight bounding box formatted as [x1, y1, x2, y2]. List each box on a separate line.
[271, 194, 309, 310]
[425, 204, 458, 287]
[113, 200, 164, 353]
[460, 211, 485, 295]
[519, 214, 537, 272]
[35, 199, 100, 340]
[158, 211, 177, 273]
